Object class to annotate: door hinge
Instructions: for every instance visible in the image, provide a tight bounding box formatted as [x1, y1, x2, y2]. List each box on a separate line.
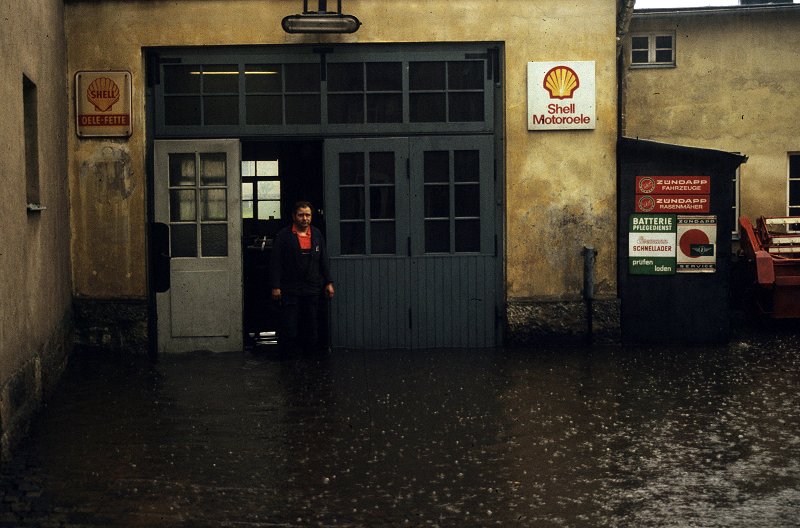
[408, 308, 413, 329]
[406, 157, 410, 179]
[407, 236, 411, 257]
[494, 234, 498, 257]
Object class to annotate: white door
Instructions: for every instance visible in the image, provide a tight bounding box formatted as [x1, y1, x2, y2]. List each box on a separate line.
[154, 140, 242, 353]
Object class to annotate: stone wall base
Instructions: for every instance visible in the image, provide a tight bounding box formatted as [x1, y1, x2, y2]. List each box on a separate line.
[506, 298, 621, 346]
[73, 298, 148, 352]
[0, 313, 72, 462]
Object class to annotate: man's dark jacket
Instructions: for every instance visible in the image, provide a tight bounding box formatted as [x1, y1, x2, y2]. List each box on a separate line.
[269, 226, 333, 296]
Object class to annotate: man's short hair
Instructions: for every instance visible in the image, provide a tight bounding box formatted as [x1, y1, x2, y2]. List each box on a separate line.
[293, 200, 313, 213]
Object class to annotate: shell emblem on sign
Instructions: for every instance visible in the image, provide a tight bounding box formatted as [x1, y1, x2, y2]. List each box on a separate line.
[543, 66, 580, 99]
[86, 77, 120, 112]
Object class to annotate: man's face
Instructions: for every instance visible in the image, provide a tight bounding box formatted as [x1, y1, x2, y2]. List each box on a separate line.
[293, 206, 312, 229]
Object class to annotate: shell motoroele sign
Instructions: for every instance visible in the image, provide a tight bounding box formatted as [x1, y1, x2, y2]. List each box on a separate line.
[527, 61, 595, 131]
[75, 71, 132, 137]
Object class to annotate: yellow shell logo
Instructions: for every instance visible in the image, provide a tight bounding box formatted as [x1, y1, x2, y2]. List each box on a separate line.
[86, 77, 120, 112]
[543, 66, 580, 99]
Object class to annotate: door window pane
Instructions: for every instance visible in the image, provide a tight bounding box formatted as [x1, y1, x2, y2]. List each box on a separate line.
[425, 220, 450, 253]
[242, 182, 253, 200]
[424, 151, 449, 183]
[242, 200, 254, 219]
[200, 153, 226, 186]
[169, 154, 196, 186]
[171, 224, 197, 257]
[258, 201, 281, 220]
[200, 189, 227, 221]
[367, 94, 402, 123]
[170, 190, 196, 222]
[339, 153, 365, 184]
[329, 94, 364, 124]
[241, 161, 256, 177]
[164, 96, 202, 126]
[455, 185, 480, 217]
[245, 64, 282, 92]
[257, 160, 279, 176]
[202, 65, 238, 93]
[204, 96, 239, 125]
[341, 222, 366, 254]
[285, 63, 320, 92]
[454, 150, 480, 182]
[370, 152, 395, 184]
[328, 63, 363, 92]
[410, 62, 446, 90]
[164, 65, 201, 94]
[257, 180, 280, 200]
[367, 62, 402, 91]
[371, 222, 396, 254]
[410, 93, 446, 122]
[449, 92, 483, 122]
[201, 224, 228, 256]
[340, 188, 365, 219]
[425, 186, 449, 217]
[370, 187, 395, 219]
[286, 94, 321, 124]
[448, 61, 484, 90]
[246, 95, 282, 125]
[455, 219, 480, 252]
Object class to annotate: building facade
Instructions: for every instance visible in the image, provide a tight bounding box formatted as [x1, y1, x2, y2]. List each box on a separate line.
[623, 3, 800, 224]
[64, 0, 624, 351]
[0, 0, 72, 459]
[2, 0, 626, 453]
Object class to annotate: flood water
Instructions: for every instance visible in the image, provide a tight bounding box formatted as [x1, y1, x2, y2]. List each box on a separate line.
[2, 330, 799, 527]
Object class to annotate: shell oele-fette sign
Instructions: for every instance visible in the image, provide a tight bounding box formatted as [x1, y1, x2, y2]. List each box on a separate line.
[75, 71, 132, 138]
[527, 61, 595, 131]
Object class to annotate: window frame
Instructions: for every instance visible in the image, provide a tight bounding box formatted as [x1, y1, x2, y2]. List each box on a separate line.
[629, 32, 676, 69]
[788, 153, 800, 219]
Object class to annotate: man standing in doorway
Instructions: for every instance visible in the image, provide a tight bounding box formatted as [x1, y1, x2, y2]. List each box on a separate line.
[270, 201, 335, 355]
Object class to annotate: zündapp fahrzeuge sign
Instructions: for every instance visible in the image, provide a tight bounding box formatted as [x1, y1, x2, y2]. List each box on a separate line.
[75, 71, 132, 137]
[628, 214, 677, 275]
[635, 176, 711, 213]
[527, 61, 595, 131]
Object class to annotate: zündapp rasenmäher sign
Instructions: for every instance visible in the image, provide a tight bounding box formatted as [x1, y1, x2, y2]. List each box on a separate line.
[628, 214, 677, 275]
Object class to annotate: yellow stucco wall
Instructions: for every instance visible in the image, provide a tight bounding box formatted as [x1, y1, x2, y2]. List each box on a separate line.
[624, 7, 800, 222]
[65, 0, 619, 303]
[1, 0, 72, 455]
[1, 0, 71, 374]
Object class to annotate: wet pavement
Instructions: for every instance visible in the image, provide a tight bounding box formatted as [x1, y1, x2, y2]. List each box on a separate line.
[2, 329, 799, 527]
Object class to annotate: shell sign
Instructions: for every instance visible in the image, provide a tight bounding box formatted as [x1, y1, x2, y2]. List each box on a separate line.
[75, 71, 132, 137]
[527, 61, 595, 131]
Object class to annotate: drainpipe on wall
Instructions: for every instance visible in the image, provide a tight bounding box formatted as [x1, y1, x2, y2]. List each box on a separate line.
[617, 0, 637, 137]
[582, 246, 598, 344]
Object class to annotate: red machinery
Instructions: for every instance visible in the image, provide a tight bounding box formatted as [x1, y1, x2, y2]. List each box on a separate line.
[739, 216, 800, 318]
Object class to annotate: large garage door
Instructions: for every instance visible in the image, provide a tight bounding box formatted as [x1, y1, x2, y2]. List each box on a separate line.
[325, 136, 497, 348]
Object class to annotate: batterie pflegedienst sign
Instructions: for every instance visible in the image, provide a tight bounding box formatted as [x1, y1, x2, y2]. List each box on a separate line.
[628, 214, 677, 275]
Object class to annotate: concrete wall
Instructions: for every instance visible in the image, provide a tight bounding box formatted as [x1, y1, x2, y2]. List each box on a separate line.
[65, 0, 621, 343]
[624, 6, 800, 221]
[0, 0, 72, 459]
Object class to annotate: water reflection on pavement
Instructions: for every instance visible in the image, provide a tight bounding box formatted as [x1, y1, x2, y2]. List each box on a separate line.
[1, 331, 798, 527]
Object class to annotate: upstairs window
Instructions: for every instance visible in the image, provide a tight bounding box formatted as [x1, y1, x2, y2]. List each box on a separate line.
[789, 154, 800, 218]
[24, 75, 41, 209]
[630, 33, 675, 67]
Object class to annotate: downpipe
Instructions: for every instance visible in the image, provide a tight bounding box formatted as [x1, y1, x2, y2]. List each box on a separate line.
[582, 246, 598, 344]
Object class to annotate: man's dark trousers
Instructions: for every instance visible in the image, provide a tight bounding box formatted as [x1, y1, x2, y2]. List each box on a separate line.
[280, 293, 320, 353]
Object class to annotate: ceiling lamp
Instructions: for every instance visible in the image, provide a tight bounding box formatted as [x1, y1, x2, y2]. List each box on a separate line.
[282, 0, 361, 34]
